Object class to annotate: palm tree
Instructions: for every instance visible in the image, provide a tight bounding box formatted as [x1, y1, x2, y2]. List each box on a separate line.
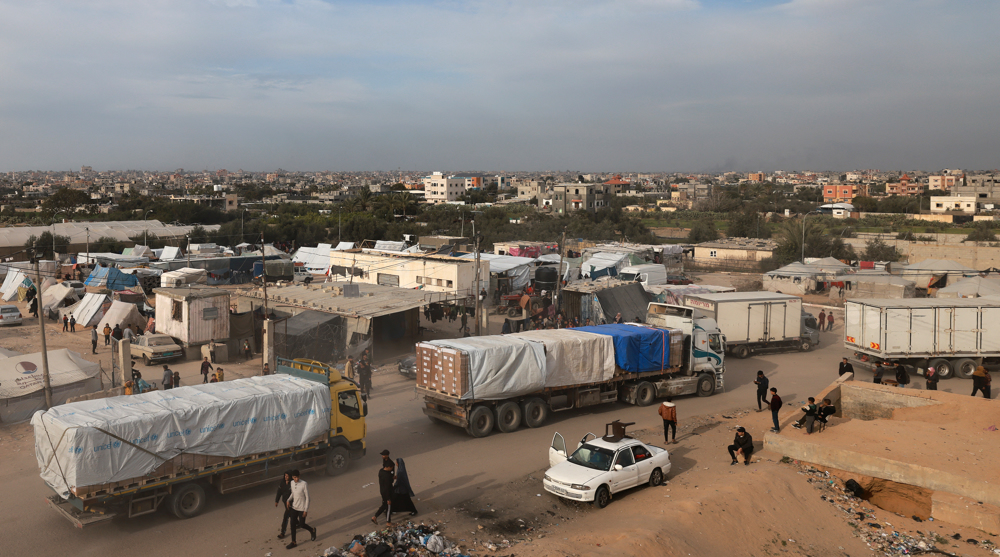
[390, 191, 416, 217]
[351, 189, 374, 212]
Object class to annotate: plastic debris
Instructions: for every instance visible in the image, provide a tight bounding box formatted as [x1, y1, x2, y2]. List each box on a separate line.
[325, 522, 473, 557]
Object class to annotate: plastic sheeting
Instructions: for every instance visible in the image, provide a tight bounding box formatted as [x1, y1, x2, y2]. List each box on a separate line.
[59, 293, 110, 327]
[31, 375, 332, 498]
[100, 301, 146, 332]
[293, 244, 333, 274]
[426, 336, 546, 401]
[458, 253, 534, 290]
[373, 241, 406, 252]
[1, 349, 102, 424]
[160, 246, 182, 260]
[572, 324, 671, 373]
[42, 283, 78, 312]
[0, 269, 31, 302]
[334, 242, 355, 251]
[509, 329, 615, 388]
[581, 252, 627, 277]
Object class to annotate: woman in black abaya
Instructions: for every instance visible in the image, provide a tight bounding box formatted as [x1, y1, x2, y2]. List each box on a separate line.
[390, 457, 418, 519]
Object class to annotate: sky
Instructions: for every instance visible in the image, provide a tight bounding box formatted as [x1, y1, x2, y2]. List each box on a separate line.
[1, 0, 998, 173]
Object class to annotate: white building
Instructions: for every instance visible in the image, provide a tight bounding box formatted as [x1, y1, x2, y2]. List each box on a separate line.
[929, 195, 977, 214]
[423, 172, 467, 204]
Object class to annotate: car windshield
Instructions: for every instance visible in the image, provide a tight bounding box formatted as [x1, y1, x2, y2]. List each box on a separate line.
[567, 444, 615, 471]
[618, 273, 638, 282]
[148, 337, 175, 347]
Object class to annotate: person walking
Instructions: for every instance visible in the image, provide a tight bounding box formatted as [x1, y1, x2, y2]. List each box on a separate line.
[285, 469, 316, 549]
[62, 314, 69, 332]
[243, 339, 253, 361]
[768, 387, 782, 432]
[29, 296, 38, 318]
[162, 365, 173, 390]
[872, 363, 885, 384]
[371, 459, 396, 525]
[895, 363, 910, 389]
[460, 310, 468, 332]
[200, 357, 213, 384]
[972, 366, 992, 398]
[826, 312, 835, 331]
[103, 323, 112, 345]
[274, 471, 294, 540]
[839, 357, 854, 377]
[728, 427, 754, 466]
[391, 457, 418, 520]
[358, 355, 372, 396]
[925, 365, 939, 391]
[818, 310, 826, 331]
[173, 370, 181, 388]
[658, 398, 677, 444]
[69, 314, 76, 332]
[343, 356, 355, 381]
[91, 325, 98, 354]
[753, 371, 769, 412]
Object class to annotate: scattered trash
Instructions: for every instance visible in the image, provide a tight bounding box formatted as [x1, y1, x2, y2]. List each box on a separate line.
[324, 522, 472, 557]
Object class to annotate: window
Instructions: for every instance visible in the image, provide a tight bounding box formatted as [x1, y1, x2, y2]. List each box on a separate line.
[615, 449, 635, 468]
[709, 250, 717, 258]
[436, 279, 443, 286]
[446, 280, 453, 288]
[171, 300, 182, 321]
[415, 276, 423, 284]
[631, 445, 652, 462]
[203, 307, 219, 320]
[338, 391, 361, 420]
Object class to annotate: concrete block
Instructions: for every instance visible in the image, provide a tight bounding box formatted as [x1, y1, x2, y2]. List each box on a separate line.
[840, 383, 938, 421]
[932, 491, 1000, 534]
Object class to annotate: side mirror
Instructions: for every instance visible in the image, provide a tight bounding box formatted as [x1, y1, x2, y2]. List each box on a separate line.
[614, 464, 623, 471]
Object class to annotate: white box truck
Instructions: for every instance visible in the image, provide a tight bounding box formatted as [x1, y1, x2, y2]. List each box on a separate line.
[682, 292, 820, 359]
[844, 298, 1000, 379]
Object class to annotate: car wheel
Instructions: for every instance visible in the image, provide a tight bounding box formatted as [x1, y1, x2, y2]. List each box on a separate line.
[634, 381, 655, 406]
[734, 345, 751, 359]
[168, 483, 206, 519]
[143, 355, 151, 367]
[696, 374, 715, 397]
[800, 340, 812, 352]
[594, 485, 611, 509]
[520, 398, 549, 428]
[495, 401, 522, 433]
[649, 468, 663, 487]
[466, 405, 494, 438]
[325, 446, 350, 476]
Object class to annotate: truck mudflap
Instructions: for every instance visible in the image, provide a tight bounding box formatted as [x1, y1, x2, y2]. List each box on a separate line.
[46, 495, 117, 528]
[422, 406, 467, 428]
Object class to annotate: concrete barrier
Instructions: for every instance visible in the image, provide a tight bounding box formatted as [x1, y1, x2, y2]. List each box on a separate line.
[840, 382, 939, 421]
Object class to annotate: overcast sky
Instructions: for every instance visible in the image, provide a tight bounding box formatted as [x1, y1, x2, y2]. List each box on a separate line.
[1, 0, 997, 173]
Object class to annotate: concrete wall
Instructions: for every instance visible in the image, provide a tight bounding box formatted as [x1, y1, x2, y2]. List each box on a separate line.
[839, 383, 938, 421]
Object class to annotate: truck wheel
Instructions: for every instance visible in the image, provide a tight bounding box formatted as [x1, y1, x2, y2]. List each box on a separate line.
[800, 340, 812, 352]
[495, 401, 522, 433]
[734, 345, 750, 359]
[634, 382, 655, 406]
[696, 374, 715, 397]
[953, 358, 977, 379]
[594, 485, 611, 509]
[929, 358, 953, 379]
[169, 483, 206, 519]
[521, 398, 549, 428]
[649, 468, 663, 487]
[466, 405, 495, 438]
[143, 355, 151, 367]
[326, 446, 350, 476]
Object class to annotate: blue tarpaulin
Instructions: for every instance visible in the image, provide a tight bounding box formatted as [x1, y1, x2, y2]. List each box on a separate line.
[84, 266, 139, 291]
[572, 324, 669, 373]
[83, 266, 108, 287]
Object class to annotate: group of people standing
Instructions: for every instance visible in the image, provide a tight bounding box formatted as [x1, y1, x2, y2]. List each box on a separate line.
[868, 358, 991, 398]
[816, 310, 836, 331]
[343, 350, 373, 396]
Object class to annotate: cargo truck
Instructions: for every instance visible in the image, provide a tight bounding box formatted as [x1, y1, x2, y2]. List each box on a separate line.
[417, 303, 726, 437]
[844, 298, 1000, 379]
[34, 358, 366, 528]
[682, 291, 820, 359]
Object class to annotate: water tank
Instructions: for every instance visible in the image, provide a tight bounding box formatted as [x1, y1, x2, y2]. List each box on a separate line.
[535, 266, 559, 292]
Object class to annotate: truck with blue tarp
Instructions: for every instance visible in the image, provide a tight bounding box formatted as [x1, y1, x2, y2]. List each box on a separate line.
[34, 358, 366, 528]
[415, 303, 726, 437]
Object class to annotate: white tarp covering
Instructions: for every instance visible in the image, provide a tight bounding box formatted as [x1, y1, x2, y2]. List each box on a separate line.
[333, 242, 355, 251]
[373, 240, 406, 252]
[0, 269, 30, 301]
[936, 276, 1000, 298]
[31, 374, 331, 498]
[458, 253, 535, 290]
[161, 268, 208, 287]
[160, 246, 182, 260]
[0, 260, 57, 279]
[1, 349, 102, 424]
[77, 253, 150, 266]
[427, 336, 546, 401]
[59, 293, 109, 327]
[509, 329, 615, 388]
[293, 244, 333, 274]
[581, 252, 628, 277]
[130, 245, 154, 258]
[42, 282, 78, 312]
[100, 301, 146, 332]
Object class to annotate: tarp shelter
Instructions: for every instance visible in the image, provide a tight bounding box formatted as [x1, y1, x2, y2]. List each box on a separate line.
[160, 268, 208, 287]
[425, 336, 546, 400]
[274, 311, 342, 364]
[936, 276, 1000, 298]
[457, 253, 535, 291]
[160, 246, 182, 260]
[83, 266, 140, 291]
[646, 284, 735, 305]
[100, 301, 147, 332]
[573, 324, 673, 373]
[763, 262, 840, 295]
[833, 274, 915, 299]
[899, 259, 978, 289]
[59, 293, 110, 327]
[581, 252, 628, 278]
[293, 244, 333, 274]
[334, 242, 355, 251]
[42, 283, 78, 313]
[129, 245, 154, 259]
[508, 329, 615, 388]
[0, 349, 102, 423]
[0, 269, 31, 302]
[77, 253, 149, 267]
[594, 282, 653, 324]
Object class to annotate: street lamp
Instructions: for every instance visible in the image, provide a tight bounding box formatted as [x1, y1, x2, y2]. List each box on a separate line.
[143, 209, 153, 246]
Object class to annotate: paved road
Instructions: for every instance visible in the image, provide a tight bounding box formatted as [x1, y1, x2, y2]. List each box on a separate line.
[1, 329, 963, 556]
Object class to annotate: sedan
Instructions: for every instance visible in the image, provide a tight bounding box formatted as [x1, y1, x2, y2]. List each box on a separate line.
[543, 427, 670, 508]
[67, 281, 87, 297]
[397, 353, 417, 379]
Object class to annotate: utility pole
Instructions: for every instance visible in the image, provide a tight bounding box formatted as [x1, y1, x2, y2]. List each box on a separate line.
[474, 230, 482, 336]
[34, 244, 53, 409]
[85, 227, 90, 269]
[261, 231, 268, 316]
[261, 231, 270, 377]
[187, 235, 191, 267]
[338, 205, 342, 244]
[555, 230, 566, 328]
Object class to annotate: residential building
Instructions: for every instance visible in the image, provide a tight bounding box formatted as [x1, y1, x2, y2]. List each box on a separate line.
[603, 175, 630, 195]
[748, 172, 766, 183]
[514, 179, 547, 201]
[673, 182, 713, 201]
[327, 249, 482, 295]
[928, 174, 960, 191]
[929, 196, 977, 214]
[422, 172, 468, 204]
[692, 238, 777, 270]
[542, 182, 613, 214]
[886, 174, 923, 196]
[823, 184, 869, 203]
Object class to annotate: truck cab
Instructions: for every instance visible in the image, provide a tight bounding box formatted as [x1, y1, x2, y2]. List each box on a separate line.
[645, 303, 726, 395]
[618, 264, 668, 287]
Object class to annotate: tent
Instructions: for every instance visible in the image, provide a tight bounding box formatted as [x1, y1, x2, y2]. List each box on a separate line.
[130, 245, 154, 258]
[834, 274, 916, 299]
[0, 349, 102, 423]
[0, 270, 31, 302]
[274, 310, 343, 364]
[42, 283, 78, 313]
[59, 293, 110, 327]
[83, 266, 140, 291]
[293, 244, 333, 274]
[160, 246, 182, 260]
[100, 301, 147, 332]
[936, 276, 1000, 299]
[334, 242, 355, 251]
[0, 260, 57, 279]
[763, 261, 842, 295]
[899, 259, 977, 289]
[457, 253, 535, 291]
[581, 252, 628, 278]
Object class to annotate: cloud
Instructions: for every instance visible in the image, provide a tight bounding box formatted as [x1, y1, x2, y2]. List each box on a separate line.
[0, 0, 997, 171]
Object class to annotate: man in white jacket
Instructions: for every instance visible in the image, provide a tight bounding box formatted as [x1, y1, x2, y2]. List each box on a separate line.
[286, 469, 316, 549]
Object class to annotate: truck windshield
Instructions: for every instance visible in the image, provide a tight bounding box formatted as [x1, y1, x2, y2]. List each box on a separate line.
[568, 444, 615, 471]
[618, 273, 638, 282]
[708, 333, 723, 353]
[338, 391, 361, 420]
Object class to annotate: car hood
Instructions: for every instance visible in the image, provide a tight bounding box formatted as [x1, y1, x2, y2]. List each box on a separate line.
[546, 460, 606, 485]
[400, 355, 416, 367]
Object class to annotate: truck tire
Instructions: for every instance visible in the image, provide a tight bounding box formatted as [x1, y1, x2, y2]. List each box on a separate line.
[521, 398, 549, 428]
[495, 401, 522, 433]
[929, 358, 953, 379]
[326, 446, 350, 476]
[634, 382, 655, 407]
[143, 355, 151, 367]
[696, 374, 715, 397]
[169, 483, 206, 519]
[733, 345, 750, 359]
[953, 358, 977, 379]
[800, 340, 812, 352]
[466, 405, 495, 438]
[594, 485, 611, 509]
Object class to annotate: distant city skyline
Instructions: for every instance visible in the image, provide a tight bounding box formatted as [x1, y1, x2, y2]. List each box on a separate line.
[1, 1, 998, 172]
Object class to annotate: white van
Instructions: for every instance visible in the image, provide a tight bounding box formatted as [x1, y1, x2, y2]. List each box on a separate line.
[618, 264, 668, 287]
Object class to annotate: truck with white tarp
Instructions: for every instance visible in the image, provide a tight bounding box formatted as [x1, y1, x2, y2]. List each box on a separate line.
[844, 298, 1000, 380]
[33, 358, 367, 527]
[416, 303, 726, 437]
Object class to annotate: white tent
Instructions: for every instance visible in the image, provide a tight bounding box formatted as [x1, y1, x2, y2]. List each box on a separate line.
[293, 244, 333, 274]
[899, 259, 977, 289]
[130, 245, 154, 259]
[0, 269, 31, 302]
[0, 349, 102, 423]
[0, 260, 57, 279]
[160, 268, 208, 287]
[333, 242, 355, 251]
[42, 282, 78, 312]
[936, 276, 1000, 298]
[580, 252, 628, 277]
[100, 301, 147, 332]
[59, 293, 110, 328]
[160, 246, 182, 260]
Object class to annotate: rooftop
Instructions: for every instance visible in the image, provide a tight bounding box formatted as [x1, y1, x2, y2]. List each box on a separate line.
[696, 237, 778, 250]
[238, 282, 461, 318]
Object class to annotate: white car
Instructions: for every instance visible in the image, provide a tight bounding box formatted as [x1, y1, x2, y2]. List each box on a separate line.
[544, 421, 671, 508]
[0, 305, 22, 326]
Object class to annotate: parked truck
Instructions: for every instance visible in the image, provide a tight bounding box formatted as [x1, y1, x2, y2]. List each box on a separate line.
[417, 303, 726, 437]
[681, 291, 820, 359]
[34, 357, 367, 528]
[844, 298, 1000, 379]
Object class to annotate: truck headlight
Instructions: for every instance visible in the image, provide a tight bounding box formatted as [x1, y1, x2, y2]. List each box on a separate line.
[570, 484, 591, 491]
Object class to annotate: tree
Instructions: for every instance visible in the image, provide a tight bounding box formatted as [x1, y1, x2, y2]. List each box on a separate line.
[860, 238, 902, 262]
[771, 219, 855, 265]
[851, 196, 879, 212]
[42, 187, 90, 213]
[687, 220, 719, 244]
[726, 210, 769, 238]
[91, 236, 126, 253]
[24, 232, 73, 259]
[965, 223, 998, 243]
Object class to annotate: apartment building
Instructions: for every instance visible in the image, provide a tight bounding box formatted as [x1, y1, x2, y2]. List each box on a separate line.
[823, 184, 869, 203]
[422, 172, 468, 204]
[929, 196, 977, 214]
[928, 175, 960, 191]
[886, 174, 923, 196]
[541, 183, 613, 213]
[748, 172, 766, 183]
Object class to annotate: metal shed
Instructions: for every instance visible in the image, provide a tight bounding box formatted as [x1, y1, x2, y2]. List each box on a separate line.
[154, 286, 231, 346]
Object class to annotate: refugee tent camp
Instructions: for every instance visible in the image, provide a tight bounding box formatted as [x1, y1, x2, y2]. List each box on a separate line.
[58, 293, 111, 328]
[0, 349, 102, 423]
[100, 301, 147, 333]
[42, 283, 79, 314]
[84, 266, 141, 291]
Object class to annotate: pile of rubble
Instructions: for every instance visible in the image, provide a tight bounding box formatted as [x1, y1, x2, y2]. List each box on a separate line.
[793, 463, 999, 556]
[316, 522, 481, 557]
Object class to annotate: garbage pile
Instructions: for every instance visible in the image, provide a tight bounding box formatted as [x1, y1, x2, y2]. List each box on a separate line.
[317, 522, 475, 557]
[793, 463, 999, 556]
